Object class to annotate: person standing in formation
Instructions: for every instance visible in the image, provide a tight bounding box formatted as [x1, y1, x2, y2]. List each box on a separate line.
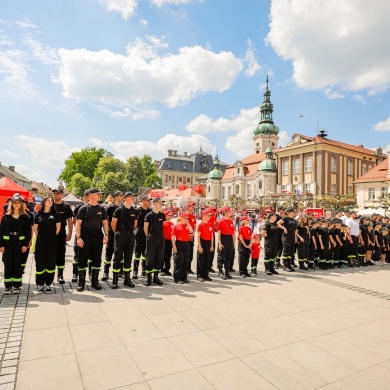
[196, 209, 214, 282]
[296, 215, 309, 270]
[52, 188, 73, 284]
[237, 216, 252, 278]
[143, 198, 166, 286]
[20, 195, 34, 276]
[134, 196, 151, 279]
[0, 195, 31, 294]
[33, 196, 61, 294]
[103, 191, 124, 281]
[277, 208, 297, 272]
[75, 188, 108, 292]
[208, 206, 218, 273]
[185, 202, 197, 275]
[71, 190, 90, 282]
[274, 207, 285, 268]
[111, 192, 137, 289]
[262, 213, 279, 275]
[216, 206, 235, 280]
[161, 210, 174, 276]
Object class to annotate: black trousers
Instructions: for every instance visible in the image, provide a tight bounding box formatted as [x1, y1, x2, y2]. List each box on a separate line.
[35, 240, 56, 286]
[209, 233, 216, 268]
[197, 239, 211, 279]
[134, 231, 147, 262]
[113, 230, 135, 273]
[188, 239, 194, 268]
[145, 233, 165, 273]
[281, 234, 295, 261]
[296, 242, 309, 260]
[162, 239, 172, 272]
[78, 230, 104, 271]
[238, 239, 250, 274]
[350, 235, 359, 259]
[2, 237, 23, 288]
[104, 228, 115, 265]
[217, 234, 234, 271]
[264, 239, 278, 261]
[174, 240, 190, 282]
[56, 231, 66, 269]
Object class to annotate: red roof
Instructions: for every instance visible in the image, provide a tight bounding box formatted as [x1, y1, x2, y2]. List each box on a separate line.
[354, 157, 389, 183]
[223, 152, 266, 180]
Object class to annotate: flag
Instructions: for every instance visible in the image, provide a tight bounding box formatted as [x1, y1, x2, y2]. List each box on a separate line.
[295, 188, 301, 197]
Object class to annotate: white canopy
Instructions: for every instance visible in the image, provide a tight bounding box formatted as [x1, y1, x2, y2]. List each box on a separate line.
[357, 207, 387, 216]
[63, 193, 83, 205]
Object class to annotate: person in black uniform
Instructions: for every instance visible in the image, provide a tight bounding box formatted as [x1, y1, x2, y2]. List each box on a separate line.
[274, 207, 285, 268]
[33, 196, 61, 293]
[75, 188, 108, 292]
[53, 188, 73, 284]
[103, 191, 123, 281]
[277, 208, 297, 272]
[0, 195, 32, 294]
[332, 219, 343, 268]
[296, 216, 309, 270]
[134, 196, 151, 279]
[317, 219, 330, 269]
[111, 192, 137, 289]
[358, 216, 369, 267]
[143, 198, 166, 286]
[261, 213, 279, 275]
[20, 195, 34, 276]
[308, 218, 319, 269]
[71, 190, 90, 282]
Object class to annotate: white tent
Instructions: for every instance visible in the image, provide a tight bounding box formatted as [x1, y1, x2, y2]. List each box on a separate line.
[357, 208, 387, 216]
[63, 193, 83, 206]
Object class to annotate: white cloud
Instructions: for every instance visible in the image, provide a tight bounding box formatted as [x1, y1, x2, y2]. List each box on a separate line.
[186, 107, 259, 134]
[323, 88, 344, 100]
[22, 35, 60, 66]
[374, 116, 390, 132]
[140, 19, 148, 27]
[14, 18, 37, 30]
[1, 150, 19, 159]
[108, 134, 215, 160]
[150, 0, 193, 7]
[267, 0, 390, 95]
[244, 40, 261, 78]
[99, 0, 138, 20]
[57, 37, 243, 108]
[93, 104, 161, 120]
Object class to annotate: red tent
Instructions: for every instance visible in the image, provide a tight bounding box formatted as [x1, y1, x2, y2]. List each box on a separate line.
[0, 177, 30, 218]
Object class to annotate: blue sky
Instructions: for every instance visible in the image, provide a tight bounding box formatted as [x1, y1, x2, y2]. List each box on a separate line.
[1, 0, 390, 187]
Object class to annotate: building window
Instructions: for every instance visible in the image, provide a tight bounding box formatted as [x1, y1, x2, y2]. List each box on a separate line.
[168, 175, 172, 182]
[381, 187, 388, 195]
[305, 157, 312, 173]
[172, 175, 175, 183]
[235, 184, 240, 195]
[167, 162, 173, 169]
[305, 183, 311, 192]
[362, 164, 367, 175]
[282, 160, 288, 175]
[237, 168, 240, 174]
[222, 187, 226, 199]
[208, 186, 210, 193]
[347, 160, 353, 175]
[348, 186, 353, 194]
[247, 184, 252, 198]
[281, 185, 287, 192]
[258, 180, 262, 190]
[368, 187, 375, 200]
[293, 159, 300, 174]
[368, 165, 372, 171]
[330, 156, 337, 173]
[330, 183, 337, 194]
[228, 186, 231, 197]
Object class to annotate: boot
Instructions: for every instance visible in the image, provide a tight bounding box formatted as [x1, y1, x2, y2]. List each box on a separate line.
[354, 258, 360, 267]
[101, 264, 110, 281]
[124, 272, 135, 288]
[91, 269, 102, 290]
[153, 272, 164, 286]
[144, 272, 152, 286]
[270, 261, 279, 275]
[225, 269, 233, 279]
[71, 263, 78, 283]
[291, 258, 297, 268]
[299, 260, 308, 270]
[57, 268, 65, 284]
[218, 267, 227, 280]
[133, 260, 139, 279]
[141, 260, 146, 277]
[88, 262, 92, 280]
[264, 262, 272, 275]
[111, 272, 119, 289]
[253, 267, 258, 275]
[283, 259, 295, 272]
[275, 258, 281, 269]
[77, 270, 86, 292]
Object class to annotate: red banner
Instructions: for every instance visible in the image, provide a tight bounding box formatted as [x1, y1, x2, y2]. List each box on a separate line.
[150, 190, 165, 198]
[306, 208, 324, 219]
[178, 185, 188, 191]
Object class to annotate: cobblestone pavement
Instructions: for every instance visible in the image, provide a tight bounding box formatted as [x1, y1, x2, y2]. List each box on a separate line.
[1, 243, 390, 390]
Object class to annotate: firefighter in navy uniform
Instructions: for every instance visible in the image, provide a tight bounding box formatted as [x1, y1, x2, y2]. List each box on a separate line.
[75, 188, 108, 292]
[20, 195, 34, 277]
[53, 188, 73, 284]
[262, 213, 280, 275]
[134, 196, 151, 279]
[274, 207, 285, 268]
[143, 198, 166, 286]
[277, 208, 297, 272]
[111, 192, 137, 289]
[71, 190, 90, 282]
[103, 191, 124, 281]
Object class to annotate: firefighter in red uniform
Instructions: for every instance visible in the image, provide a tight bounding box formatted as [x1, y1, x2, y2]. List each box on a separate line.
[185, 202, 197, 274]
[216, 206, 235, 280]
[161, 211, 174, 276]
[238, 216, 252, 277]
[196, 208, 214, 282]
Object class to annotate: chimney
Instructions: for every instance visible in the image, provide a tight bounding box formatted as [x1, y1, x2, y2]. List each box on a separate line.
[168, 149, 173, 157]
[184, 152, 188, 157]
[173, 150, 177, 157]
[9, 166, 15, 172]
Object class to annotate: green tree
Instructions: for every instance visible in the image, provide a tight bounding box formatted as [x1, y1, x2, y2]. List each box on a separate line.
[69, 173, 92, 197]
[316, 193, 356, 212]
[59, 147, 113, 186]
[374, 193, 390, 216]
[126, 157, 146, 193]
[144, 172, 162, 189]
[99, 172, 130, 197]
[93, 157, 126, 181]
[141, 155, 156, 177]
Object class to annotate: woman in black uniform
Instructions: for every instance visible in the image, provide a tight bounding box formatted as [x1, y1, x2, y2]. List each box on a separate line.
[296, 216, 309, 270]
[262, 213, 279, 275]
[33, 196, 61, 293]
[0, 195, 31, 294]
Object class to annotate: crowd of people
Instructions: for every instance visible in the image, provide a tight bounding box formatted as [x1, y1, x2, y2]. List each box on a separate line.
[1, 189, 389, 295]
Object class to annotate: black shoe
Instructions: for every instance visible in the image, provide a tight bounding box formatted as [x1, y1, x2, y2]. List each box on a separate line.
[245, 272, 251, 277]
[264, 263, 272, 275]
[188, 269, 195, 274]
[91, 270, 102, 290]
[204, 276, 213, 282]
[225, 271, 232, 279]
[183, 279, 190, 283]
[209, 267, 216, 273]
[71, 274, 78, 283]
[270, 263, 278, 275]
[144, 274, 152, 286]
[57, 270, 65, 284]
[101, 265, 110, 281]
[141, 271, 146, 277]
[165, 271, 172, 276]
[111, 273, 119, 289]
[218, 269, 227, 280]
[299, 262, 308, 270]
[229, 268, 236, 273]
[123, 272, 135, 288]
[152, 273, 164, 286]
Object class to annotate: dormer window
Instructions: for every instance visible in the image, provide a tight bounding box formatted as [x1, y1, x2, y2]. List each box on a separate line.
[182, 164, 187, 171]
[167, 162, 173, 169]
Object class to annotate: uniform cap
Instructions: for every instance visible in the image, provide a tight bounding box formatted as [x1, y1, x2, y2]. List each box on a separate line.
[185, 202, 195, 208]
[220, 206, 231, 213]
[252, 234, 260, 239]
[152, 197, 163, 203]
[240, 216, 249, 221]
[201, 209, 213, 216]
[141, 195, 151, 201]
[285, 208, 295, 213]
[114, 191, 123, 197]
[52, 188, 64, 194]
[89, 188, 101, 194]
[124, 192, 135, 198]
[83, 190, 90, 196]
[178, 213, 190, 219]
[11, 195, 23, 202]
[164, 210, 172, 216]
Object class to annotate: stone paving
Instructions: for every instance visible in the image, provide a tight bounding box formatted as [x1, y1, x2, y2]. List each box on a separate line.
[1, 245, 390, 389]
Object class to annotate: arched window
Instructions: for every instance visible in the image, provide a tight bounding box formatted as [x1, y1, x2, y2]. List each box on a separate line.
[167, 162, 173, 169]
[347, 160, 353, 175]
[247, 184, 252, 197]
[330, 156, 337, 173]
[258, 180, 263, 190]
[235, 184, 240, 195]
[293, 159, 300, 174]
[208, 186, 210, 193]
[305, 157, 312, 173]
[282, 160, 288, 175]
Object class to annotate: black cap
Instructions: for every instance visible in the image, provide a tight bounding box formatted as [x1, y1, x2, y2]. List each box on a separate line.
[277, 206, 285, 211]
[114, 191, 123, 197]
[141, 195, 151, 201]
[52, 188, 64, 194]
[83, 190, 90, 196]
[333, 219, 342, 224]
[285, 208, 295, 213]
[124, 192, 135, 198]
[11, 195, 23, 202]
[344, 209, 351, 213]
[89, 188, 101, 194]
[152, 197, 163, 203]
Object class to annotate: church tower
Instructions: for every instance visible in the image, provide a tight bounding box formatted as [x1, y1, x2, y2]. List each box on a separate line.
[206, 155, 223, 200]
[253, 76, 279, 154]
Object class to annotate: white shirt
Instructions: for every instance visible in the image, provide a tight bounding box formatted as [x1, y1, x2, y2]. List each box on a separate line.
[346, 217, 360, 236]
